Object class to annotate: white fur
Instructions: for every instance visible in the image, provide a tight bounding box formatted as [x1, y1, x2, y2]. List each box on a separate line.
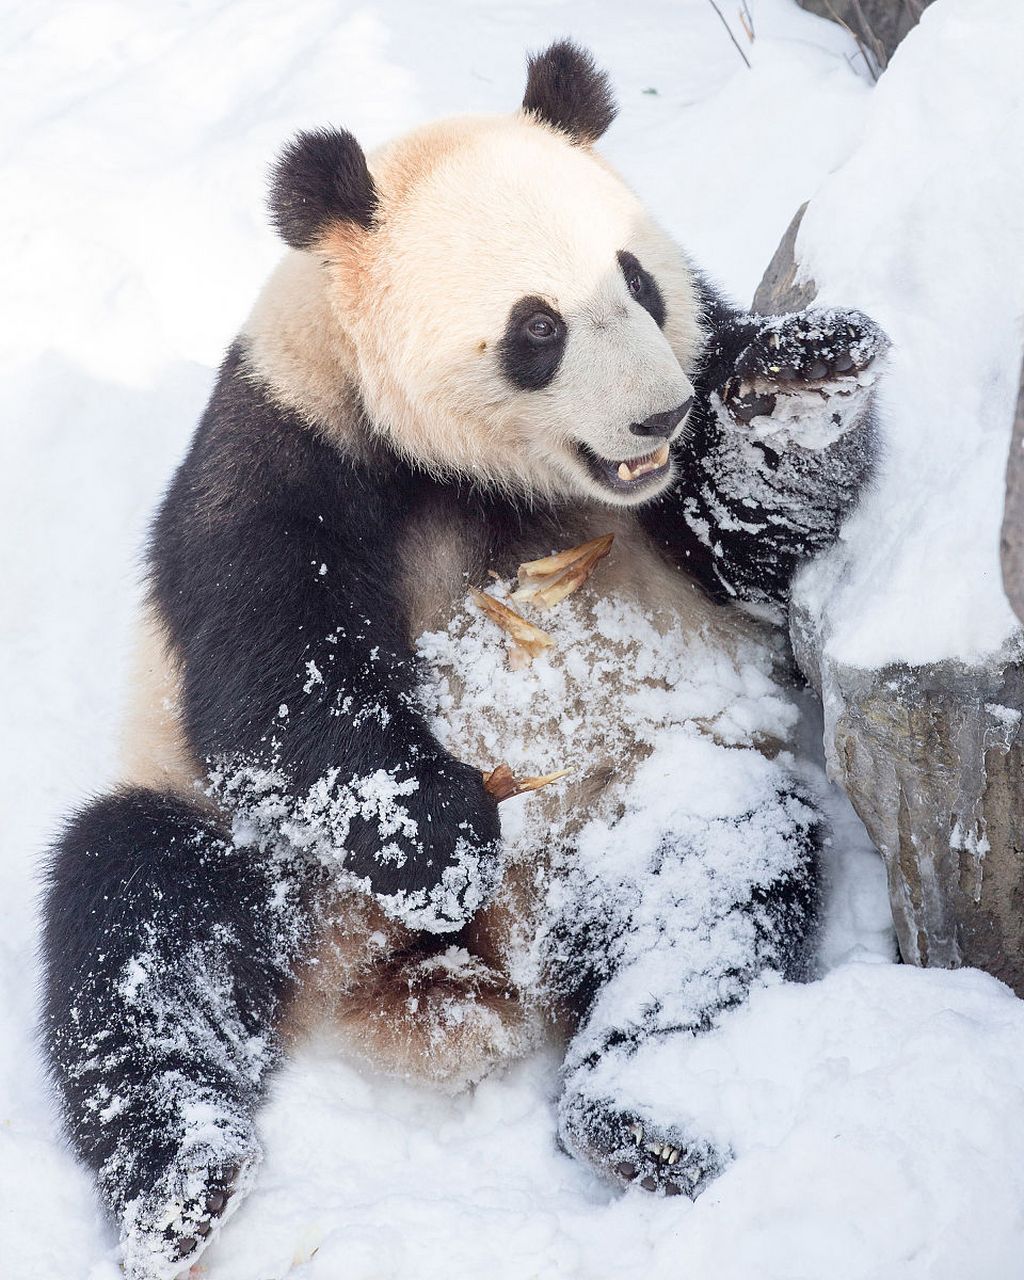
[246, 112, 704, 505]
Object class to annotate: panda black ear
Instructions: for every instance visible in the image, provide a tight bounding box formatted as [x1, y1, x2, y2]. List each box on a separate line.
[522, 40, 617, 145]
[269, 127, 378, 249]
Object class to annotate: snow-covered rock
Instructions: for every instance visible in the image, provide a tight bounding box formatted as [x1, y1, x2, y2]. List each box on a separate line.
[763, 0, 1024, 986]
[796, 0, 935, 71]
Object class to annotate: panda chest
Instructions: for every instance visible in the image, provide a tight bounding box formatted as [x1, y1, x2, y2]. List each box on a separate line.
[408, 515, 795, 845]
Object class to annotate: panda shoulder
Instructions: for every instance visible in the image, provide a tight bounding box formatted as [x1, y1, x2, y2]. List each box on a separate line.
[239, 250, 366, 452]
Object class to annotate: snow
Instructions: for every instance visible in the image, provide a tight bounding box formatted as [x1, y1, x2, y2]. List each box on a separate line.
[198, 965, 1024, 1280]
[792, 0, 1024, 669]
[3, 2, 1024, 1278]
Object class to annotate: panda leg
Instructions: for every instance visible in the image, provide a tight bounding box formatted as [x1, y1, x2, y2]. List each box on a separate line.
[41, 787, 310, 1279]
[556, 786, 822, 1199]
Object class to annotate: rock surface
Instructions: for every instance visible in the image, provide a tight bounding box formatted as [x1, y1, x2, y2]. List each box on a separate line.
[751, 204, 815, 314]
[1001, 355, 1024, 624]
[759, 241, 1024, 994]
[790, 607, 1024, 989]
[796, 0, 936, 72]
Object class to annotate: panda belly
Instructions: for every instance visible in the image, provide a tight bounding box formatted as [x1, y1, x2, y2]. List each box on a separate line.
[115, 524, 807, 1087]
[416, 527, 798, 844]
[413, 527, 804, 1001]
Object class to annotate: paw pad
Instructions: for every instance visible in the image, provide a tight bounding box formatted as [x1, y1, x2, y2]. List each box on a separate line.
[163, 1163, 241, 1263]
[726, 307, 890, 426]
[717, 308, 890, 442]
[121, 1146, 257, 1280]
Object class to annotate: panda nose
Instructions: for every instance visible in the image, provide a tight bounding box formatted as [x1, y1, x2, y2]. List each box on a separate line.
[629, 397, 693, 438]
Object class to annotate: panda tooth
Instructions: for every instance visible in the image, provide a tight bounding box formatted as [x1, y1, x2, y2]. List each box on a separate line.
[618, 462, 633, 482]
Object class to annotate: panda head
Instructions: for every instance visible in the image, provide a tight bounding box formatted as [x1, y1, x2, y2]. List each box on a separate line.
[266, 41, 702, 507]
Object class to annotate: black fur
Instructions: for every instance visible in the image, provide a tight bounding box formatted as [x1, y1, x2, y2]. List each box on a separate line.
[40, 786, 308, 1213]
[149, 343, 505, 920]
[640, 276, 883, 607]
[522, 40, 617, 144]
[555, 793, 824, 1197]
[552, 790, 823, 1027]
[269, 127, 378, 249]
[498, 295, 567, 390]
[617, 250, 666, 329]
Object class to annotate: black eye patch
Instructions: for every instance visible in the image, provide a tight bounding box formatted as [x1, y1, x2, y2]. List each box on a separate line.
[499, 296, 567, 391]
[617, 250, 666, 329]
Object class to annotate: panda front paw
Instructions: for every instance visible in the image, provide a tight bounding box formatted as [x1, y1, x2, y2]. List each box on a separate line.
[719, 308, 889, 448]
[345, 755, 505, 934]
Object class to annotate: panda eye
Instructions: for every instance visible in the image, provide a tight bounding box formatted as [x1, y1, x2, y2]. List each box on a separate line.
[500, 296, 567, 390]
[616, 250, 666, 329]
[525, 313, 558, 343]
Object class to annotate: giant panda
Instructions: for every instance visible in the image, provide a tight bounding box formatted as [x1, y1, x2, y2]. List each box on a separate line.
[41, 41, 887, 1280]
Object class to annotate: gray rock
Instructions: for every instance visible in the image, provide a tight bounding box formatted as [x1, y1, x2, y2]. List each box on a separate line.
[758, 221, 1024, 994]
[751, 204, 816, 315]
[1000, 354, 1024, 623]
[791, 609, 1024, 991]
[796, 0, 936, 73]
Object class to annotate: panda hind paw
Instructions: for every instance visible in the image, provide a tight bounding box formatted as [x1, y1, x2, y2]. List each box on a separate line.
[120, 1149, 257, 1280]
[559, 1094, 727, 1200]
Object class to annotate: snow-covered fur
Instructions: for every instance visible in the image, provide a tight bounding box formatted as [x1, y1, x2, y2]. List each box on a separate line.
[39, 41, 887, 1279]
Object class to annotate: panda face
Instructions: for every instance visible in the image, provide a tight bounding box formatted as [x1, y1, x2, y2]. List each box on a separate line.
[334, 117, 702, 506]
[494, 247, 692, 504]
[260, 44, 706, 506]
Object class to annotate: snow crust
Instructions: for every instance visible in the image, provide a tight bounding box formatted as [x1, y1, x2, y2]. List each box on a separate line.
[3, 2, 1024, 1278]
[791, 0, 1024, 669]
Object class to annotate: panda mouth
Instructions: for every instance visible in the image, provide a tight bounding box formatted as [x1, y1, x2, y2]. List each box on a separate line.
[575, 442, 672, 494]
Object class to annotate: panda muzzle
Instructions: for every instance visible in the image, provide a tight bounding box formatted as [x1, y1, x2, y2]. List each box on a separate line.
[576, 440, 672, 494]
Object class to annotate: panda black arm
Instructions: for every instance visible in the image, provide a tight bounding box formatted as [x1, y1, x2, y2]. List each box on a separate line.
[149, 344, 501, 932]
[640, 276, 888, 609]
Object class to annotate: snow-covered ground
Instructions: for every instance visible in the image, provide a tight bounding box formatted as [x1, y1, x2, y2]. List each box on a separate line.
[3, 2, 1024, 1277]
